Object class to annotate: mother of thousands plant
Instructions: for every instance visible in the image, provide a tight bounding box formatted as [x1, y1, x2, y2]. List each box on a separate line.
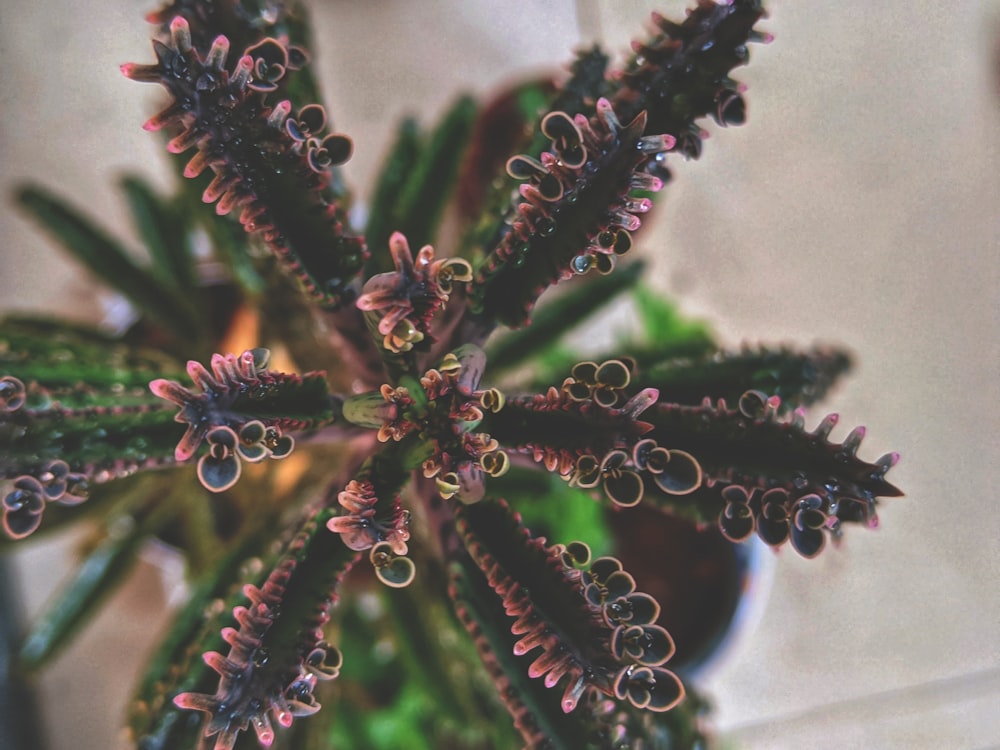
[2, 1, 903, 748]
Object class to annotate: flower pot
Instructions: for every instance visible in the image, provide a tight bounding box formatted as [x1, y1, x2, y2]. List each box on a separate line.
[609, 504, 774, 681]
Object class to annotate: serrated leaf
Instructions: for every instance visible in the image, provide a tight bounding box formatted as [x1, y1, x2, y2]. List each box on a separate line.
[128, 528, 278, 750]
[637, 343, 852, 410]
[449, 557, 611, 750]
[166, 507, 358, 748]
[644, 393, 902, 554]
[0, 316, 184, 394]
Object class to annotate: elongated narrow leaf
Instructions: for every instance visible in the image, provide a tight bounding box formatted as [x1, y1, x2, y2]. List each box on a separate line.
[635, 343, 852, 410]
[119, 174, 196, 293]
[470, 100, 673, 328]
[0, 318, 193, 539]
[452, 555, 710, 749]
[0, 316, 184, 393]
[18, 486, 177, 670]
[393, 96, 477, 251]
[127, 521, 283, 750]
[450, 498, 688, 746]
[170, 506, 358, 749]
[15, 186, 202, 341]
[123, 21, 366, 308]
[459, 47, 610, 258]
[485, 262, 646, 374]
[364, 118, 422, 276]
[645, 391, 902, 556]
[449, 556, 612, 750]
[612, 0, 769, 148]
[0, 353, 185, 539]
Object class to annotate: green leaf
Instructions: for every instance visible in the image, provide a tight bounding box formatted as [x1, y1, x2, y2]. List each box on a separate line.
[394, 96, 477, 250]
[128, 527, 278, 750]
[636, 343, 853, 410]
[364, 118, 422, 276]
[365, 97, 478, 276]
[383, 586, 484, 726]
[486, 261, 646, 374]
[18, 484, 176, 670]
[119, 175, 196, 294]
[14, 185, 202, 342]
[633, 284, 714, 352]
[449, 554, 609, 750]
[519, 286, 717, 389]
[493, 466, 612, 558]
[0, 315, 183, 395]
[0, 327, 185, 489]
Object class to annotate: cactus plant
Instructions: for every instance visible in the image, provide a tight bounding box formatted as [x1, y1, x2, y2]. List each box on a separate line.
[1, 2, 903, 748]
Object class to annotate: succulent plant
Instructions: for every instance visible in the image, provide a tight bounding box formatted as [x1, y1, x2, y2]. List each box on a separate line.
[1, 1, 903, 748]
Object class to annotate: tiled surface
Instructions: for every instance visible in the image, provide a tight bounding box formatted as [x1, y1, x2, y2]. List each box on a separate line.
[2, 1, 999, 748]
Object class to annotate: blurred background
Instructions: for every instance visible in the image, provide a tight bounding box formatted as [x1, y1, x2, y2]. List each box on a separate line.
[1, 1, 998, 747]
